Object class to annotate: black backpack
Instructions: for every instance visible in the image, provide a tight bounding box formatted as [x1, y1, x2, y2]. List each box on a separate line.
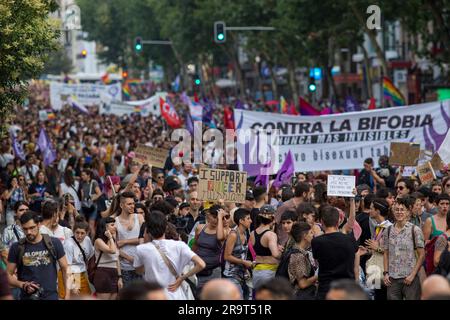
[17, 234, 58, 270]
[275, 248, 300, 281]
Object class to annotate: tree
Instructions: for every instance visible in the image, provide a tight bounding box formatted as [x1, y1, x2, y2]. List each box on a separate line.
[0, 0, 59, 137]
[42, 44, 73, 75]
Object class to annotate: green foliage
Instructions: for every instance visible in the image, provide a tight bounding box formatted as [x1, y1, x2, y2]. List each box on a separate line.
[0, 0, 59, 137]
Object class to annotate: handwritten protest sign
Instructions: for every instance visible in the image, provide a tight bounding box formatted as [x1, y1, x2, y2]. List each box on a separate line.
[133, 145, 168, 168]
[198, 168, 247, 202]
[417, 162, 436, 185]
[430, 153, 444, 171]
[327, 175, 355, 197]
[389, 142, 421, 166]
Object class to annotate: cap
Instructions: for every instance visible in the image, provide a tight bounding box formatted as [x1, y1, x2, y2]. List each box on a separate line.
[245, 191, 255, 201]
[260, 204, 276, 215]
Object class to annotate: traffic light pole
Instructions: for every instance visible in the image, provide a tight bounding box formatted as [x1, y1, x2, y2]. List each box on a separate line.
[140, 40, 172, 45]
[225, 26, 275, 31]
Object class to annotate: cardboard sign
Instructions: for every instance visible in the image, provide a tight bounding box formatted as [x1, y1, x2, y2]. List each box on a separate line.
[430, 153, 444, 171]
[389, 142, 421, 166]
[198, 168, 247, 203]
[416, 162, 436, 185]
[402, 166, 416, 177]
[133, 145, 168, 168]
[327, 175, 355, 197]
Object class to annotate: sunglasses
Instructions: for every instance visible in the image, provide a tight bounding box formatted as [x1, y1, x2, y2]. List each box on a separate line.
[396, 186, 405, 190]
[157, 176, 164, 179]
[223, 215, 231, 220]
[446, 184, 450, 188]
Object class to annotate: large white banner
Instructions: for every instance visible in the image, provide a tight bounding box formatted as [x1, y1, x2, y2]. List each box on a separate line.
[235, 100, 450, 174]
[99, 92, 167, 117]
[50, 82, 122, 110]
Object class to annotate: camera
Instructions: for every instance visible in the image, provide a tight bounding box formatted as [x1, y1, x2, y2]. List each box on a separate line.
[28, 286, 44, 300]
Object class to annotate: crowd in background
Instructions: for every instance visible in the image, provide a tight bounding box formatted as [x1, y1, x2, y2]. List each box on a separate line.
[1, 83, 450, 301]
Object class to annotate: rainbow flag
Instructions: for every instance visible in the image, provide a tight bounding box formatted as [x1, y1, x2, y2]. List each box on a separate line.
[122, 83, 131, 100]
[133, 105, 142, 113]
[383, 76, 406, 106]
[47, 110, 56, 119]
[101, 73, 111, 84]
[279, 96, 288, 113]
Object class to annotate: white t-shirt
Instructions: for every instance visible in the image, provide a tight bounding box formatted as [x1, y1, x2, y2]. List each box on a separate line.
[40, 225, 73, 245]
[60, 181, 81, 211]
[134, 239, 195, 300]
[0, 153, 14, 168]
[64, 236, 94, 273]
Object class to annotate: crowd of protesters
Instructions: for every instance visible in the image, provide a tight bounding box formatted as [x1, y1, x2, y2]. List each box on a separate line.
[1, 83, 450, 300]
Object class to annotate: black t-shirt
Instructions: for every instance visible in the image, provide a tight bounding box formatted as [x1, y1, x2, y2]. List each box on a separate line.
[356, 211, 371, 269]
[311, 232, 358, 299]
[8, 237, 65, 300]
[356, 211, 371, 245]
[250, 208, 260, 231]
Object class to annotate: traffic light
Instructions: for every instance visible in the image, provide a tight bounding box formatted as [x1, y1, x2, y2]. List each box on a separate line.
[81, 49, 87, 58]
[134, 37, 142, 52]
[214, 21, 226, 43]
[122, 70, 129, 79]
[308, 77, 317, 92]
[194, 74, 201, 86]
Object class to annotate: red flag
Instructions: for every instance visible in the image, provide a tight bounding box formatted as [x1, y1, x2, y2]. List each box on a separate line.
[288, 101, 299, 115]
[160, 97, 182, 128]
[368, 97, 376, 110]
[299, 97, 321, 116]
[224, 106, 235, 129]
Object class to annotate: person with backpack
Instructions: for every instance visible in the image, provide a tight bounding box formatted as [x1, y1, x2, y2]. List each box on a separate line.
[433, 210, 450, 277]
[93, 217, 122, 300]
[287, 222, 317, 300]
[63, 216, 94, 298]
[6, 211, 70, 300]
[422, 194, 449, 275]
[383, 197, 425, 300]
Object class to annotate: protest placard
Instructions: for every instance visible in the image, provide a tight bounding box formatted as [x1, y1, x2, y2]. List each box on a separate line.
[416, 162, 436, 185]
[198, 168, 247, 202]
[389, 142, 421, 166]
[327, 175, 355, 197]
[133, 145, 168, 168]
[430, 153, 444, 171]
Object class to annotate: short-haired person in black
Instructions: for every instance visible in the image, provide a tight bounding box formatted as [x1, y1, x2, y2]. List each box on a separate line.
[311, 206, 359, 300]
[356, 193, 376, 270]
[250, 186, 268, 231]
[6, 211, 70, 300]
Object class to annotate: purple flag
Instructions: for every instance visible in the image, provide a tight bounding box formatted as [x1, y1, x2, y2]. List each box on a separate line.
[202, 99, 216, 128]
[38, 128, 57, 166]
[272, 151, 295, 188]
[254, 173, 269, 187]
[185, 112, 194, 136]
[12, 136, 26, 160]
[235, 99, 243, 110]
[181, 92, 190, 105]
[344, 96, 361, 112]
